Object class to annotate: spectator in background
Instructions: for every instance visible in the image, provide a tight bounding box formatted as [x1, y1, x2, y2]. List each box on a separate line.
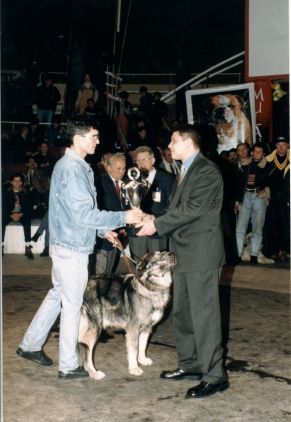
[227, 148, 238, 165]
[263, 136, 290, 262]
[158, 145, 181, 176]
[235, 143, 270, 264]
[84, 98, 97, 120]
[35, 75, 61, 123]
[2, 173, 34, 259]
[23, 156, 50, 210]
[138, 86, 153, 122]
[34, 141, 56, 180]
[149, 91, 168, 145]
[75, 73, 99, 115]
[45, 116, 66, 147]
[13, 125, 37, 163]
[29, 117, 45, 146]
[12, 68, 35, 121]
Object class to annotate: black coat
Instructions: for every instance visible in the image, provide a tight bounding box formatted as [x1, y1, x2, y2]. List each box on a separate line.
[95, 172, 126, 251]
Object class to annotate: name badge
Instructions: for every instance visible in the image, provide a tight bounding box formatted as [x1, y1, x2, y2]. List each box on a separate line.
[152, 191, 161, 202]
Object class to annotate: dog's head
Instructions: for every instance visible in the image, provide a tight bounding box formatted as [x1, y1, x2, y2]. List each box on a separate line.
[135, 251, 176, 288]
[204, 94, 246, 125]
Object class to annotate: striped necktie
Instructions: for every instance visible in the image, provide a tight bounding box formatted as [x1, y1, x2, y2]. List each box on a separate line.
[115, 180, 121, 201]
[177, 166, 186, 186]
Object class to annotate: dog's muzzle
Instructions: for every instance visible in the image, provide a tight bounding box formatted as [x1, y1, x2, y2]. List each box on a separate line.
[212, 106, 235, 124]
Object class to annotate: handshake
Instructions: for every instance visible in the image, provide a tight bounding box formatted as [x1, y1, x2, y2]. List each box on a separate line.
[125, 208, 154, 225]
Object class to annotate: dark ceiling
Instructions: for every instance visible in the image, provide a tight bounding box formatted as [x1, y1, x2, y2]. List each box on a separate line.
[2, 0, 244, 75]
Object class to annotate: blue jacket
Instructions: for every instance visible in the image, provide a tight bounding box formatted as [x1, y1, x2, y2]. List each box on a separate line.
[49, 148, 126, 253]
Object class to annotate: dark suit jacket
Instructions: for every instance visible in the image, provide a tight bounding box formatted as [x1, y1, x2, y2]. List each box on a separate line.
[2, 188, 33, 222]
[155, 152, 225, 272]
[140, 168, 174, 217]
[96, 172, 126, 250]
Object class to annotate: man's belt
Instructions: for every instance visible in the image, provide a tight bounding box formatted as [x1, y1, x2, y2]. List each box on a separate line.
[245, 188, 257, 192]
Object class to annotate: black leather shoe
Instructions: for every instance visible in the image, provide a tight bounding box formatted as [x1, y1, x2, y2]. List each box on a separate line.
[25, 245, 34, 260]
[58, 366, 89, 379]
[16, 347, 53, 366]
[40, 246, 49, 257]
[160, 368, 202, 381]
[185, 380, 229, 399]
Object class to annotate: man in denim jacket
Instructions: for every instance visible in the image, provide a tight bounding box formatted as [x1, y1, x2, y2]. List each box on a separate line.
[17, 117, 144, 379]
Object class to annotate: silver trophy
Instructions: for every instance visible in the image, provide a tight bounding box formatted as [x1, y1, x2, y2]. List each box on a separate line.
[123, 167, 148, 209]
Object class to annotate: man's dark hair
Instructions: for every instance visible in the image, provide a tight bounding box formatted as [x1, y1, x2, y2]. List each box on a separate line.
[66, 116, 98, 144]
[252, 142, 265, 153]
[237, 142, 251, 154]
[173, 124, 201, 147]
[10, 172, 24, 183]
[139, 86, 148, 93]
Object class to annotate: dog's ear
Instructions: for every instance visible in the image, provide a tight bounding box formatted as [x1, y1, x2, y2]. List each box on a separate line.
[234, 95, 246, 109]
[135, 255, 148, 273]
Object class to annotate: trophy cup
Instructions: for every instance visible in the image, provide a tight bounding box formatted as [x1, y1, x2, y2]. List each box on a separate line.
[123, 167, 148, 234]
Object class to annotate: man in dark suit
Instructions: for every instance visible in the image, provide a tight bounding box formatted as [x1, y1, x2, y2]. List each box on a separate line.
[137, 125, 229, 398]
[129, 146, 173, 259]
[94, 153, 127, 273]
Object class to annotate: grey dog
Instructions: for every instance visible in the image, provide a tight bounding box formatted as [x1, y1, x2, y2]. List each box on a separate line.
[78, 251, 176, 380]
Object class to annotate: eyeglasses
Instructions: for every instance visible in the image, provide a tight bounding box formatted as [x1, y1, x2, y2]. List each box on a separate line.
[135, 157, 153, 163]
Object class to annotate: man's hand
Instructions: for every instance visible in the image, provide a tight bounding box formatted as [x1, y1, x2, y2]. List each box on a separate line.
[135, 220, 157, 236]
[142, 214, 155, 222]
[125, 208, 145, 225]
[10, 212, 23, 222]
[105, 231, 123, 250]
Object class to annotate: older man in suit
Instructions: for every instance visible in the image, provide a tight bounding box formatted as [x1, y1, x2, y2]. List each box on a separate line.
[137, 125, 228, 399]
[95, 153, 127, 273]
[129, 145, 173, 259]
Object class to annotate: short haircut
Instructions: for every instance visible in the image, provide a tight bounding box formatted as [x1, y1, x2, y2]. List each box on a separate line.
[66, 116, 98, 144]
[237, 142, 251, 152]
[134, 146, 154, 156]
[10, 172, 24, 183]
[173, 124, 201, 147]
[252, 143, 265, 152]
[108, 152, 126, 165]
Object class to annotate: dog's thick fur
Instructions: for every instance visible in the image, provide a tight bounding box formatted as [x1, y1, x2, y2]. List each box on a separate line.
[78, 251, 176, 380]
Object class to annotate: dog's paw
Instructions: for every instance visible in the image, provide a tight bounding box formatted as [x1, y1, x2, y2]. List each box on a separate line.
[90, 370, 106, 381]
[129, 366, 144, 376]
[138, 357, 153, 366]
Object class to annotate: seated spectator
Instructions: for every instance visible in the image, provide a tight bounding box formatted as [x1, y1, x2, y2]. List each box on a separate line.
[23, 156, 50, 209]
[84, 98, 98, 120]
[2, 173, 34, 259]
[13, 124, 37, 163]
[45, 116, 66, 147]
[29, 117, 45, 146]
[34, 141, 56, 180]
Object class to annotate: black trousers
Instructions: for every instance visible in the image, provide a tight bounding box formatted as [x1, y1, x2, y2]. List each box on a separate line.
[172, 268, 225, 383]
[2, 216, 31, 243]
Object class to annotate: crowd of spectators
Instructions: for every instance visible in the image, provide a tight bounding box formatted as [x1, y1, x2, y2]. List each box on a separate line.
[1, 73, 290, 267]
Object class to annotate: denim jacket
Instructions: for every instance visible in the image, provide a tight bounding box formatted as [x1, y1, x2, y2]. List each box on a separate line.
[49, 148, 126, 253]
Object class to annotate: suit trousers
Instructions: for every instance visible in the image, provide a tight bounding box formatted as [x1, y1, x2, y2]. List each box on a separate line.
[128, 235, 168, 260]
[20, 244, 88, 372]
[95, 248, 120, 274]
[172, 268, 224, 383]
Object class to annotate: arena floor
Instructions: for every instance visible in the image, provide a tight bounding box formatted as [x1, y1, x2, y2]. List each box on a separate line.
[2, 255, 291, 422]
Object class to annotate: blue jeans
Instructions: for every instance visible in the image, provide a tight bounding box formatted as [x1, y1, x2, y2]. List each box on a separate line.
[37, 109, 54, 123]
[236, 192, 268, 257]
[20, 244, 88, 372]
